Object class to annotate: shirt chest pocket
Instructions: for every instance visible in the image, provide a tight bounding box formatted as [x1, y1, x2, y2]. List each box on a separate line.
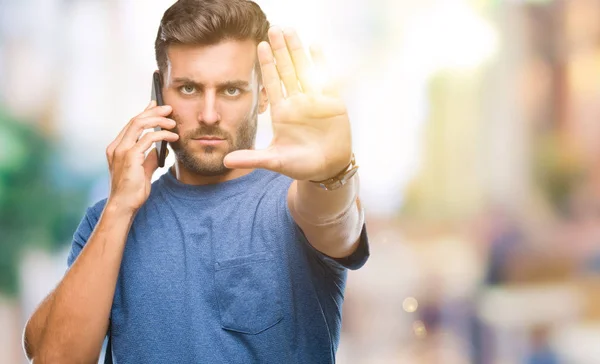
[214, 251, 283, 334]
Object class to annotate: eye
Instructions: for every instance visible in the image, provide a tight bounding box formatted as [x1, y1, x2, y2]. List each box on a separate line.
[180, 85, 196, 95]
[224, 87, 241, 97]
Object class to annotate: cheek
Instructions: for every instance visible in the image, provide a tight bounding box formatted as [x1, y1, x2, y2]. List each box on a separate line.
[165, 96, 195, 125]
[220, 96, 255, 121]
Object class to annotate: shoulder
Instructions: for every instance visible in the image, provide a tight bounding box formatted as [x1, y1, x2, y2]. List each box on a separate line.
[258, 170, 293, 189]
[256, 171, 293, 205]
[68, 198, 108, 267]
[243, 170, 293, 205]
[87, 198, 108, 224]
[73, 198, 108, 239]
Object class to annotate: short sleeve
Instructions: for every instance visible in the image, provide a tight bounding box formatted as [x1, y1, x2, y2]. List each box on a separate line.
[298, 223, 370, 272]
[277, 188, 370, 273]
[67, 199, 107, 268]
[324, 224, 370, 270]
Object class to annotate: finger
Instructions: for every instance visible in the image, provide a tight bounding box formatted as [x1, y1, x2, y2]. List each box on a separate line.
[268, 26, 300, 96]
[117, 116, 177, 152]
[108, 104, 172, 158]
[223, 149, 281, 172]
[257, 42, 284, 106]
[140, 103, 171, 119]
[309, 44, 338, 97]
[283, 28, 315, 94]
[117, 101, 164, 145]
[130, 130, 179, 157]
[143, 147, 170, 179]
[143, 147, 159, 178]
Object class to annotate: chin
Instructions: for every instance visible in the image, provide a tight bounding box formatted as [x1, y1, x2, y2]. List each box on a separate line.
[177, 148, 231, 176]
[194, 166, 231, 177]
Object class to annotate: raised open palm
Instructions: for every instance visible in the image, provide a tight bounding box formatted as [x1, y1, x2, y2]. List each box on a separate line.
[224, 27, 353, 182]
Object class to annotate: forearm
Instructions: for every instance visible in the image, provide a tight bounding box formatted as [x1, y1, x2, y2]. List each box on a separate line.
[289, 175, 364, 258]
[29, 201, 135, 363]
[294, 175, 358, 222]
[23, 291, 55, 360]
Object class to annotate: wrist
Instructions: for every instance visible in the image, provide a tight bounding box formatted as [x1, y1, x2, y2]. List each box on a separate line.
[295, 175, 359, 224]
[311, 154, 353, 182]
[309, 154, 358, 191]
[105, 197, 138, 219]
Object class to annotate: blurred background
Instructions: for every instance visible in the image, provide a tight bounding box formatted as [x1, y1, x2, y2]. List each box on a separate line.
[1, 0, 600, 362]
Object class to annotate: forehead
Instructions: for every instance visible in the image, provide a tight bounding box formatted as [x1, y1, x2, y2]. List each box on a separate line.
[166, 39, 257, 82]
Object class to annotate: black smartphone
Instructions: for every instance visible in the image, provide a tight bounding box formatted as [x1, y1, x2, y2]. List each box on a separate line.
[151, 71, 168, 168]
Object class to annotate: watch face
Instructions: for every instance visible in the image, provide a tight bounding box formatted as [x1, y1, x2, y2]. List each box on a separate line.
[312, 155, 358, 190]
[321, 166, 359, 190]
[342, 166, 359, 182]
[318, 181, 337, 191]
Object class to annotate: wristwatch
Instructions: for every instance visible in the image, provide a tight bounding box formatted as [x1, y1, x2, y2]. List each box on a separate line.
[310, 154, 359, 191]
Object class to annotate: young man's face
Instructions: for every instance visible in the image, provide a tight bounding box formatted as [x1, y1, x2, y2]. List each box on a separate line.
[163, 39, 268, 176]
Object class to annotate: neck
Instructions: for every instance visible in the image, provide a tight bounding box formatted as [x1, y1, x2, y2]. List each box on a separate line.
[171, 160, 254, 185]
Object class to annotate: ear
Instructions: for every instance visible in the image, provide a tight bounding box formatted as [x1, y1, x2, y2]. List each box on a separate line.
[258, 85, 269, 114]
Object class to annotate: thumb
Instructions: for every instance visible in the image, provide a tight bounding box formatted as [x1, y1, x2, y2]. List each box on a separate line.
[143, 147, 166, 179]
[146, 99, 157, 110]
[224, 149, 281, 171]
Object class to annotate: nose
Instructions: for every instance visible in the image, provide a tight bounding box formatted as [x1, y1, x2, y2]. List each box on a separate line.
[198, 90, 220, 125]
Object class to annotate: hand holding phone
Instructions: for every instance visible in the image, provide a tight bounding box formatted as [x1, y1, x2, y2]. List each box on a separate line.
[151, 71, 169, 168]
[104, 76, 178, 213]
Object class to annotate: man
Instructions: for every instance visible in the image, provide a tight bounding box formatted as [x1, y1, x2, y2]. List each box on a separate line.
[23, 0, 369, 362]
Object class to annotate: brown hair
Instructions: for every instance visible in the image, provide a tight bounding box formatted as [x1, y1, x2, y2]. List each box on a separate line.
[155, 0, 270, 75]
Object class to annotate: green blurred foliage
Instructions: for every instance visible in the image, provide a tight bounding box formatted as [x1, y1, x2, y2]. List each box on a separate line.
[0, 107, 89, 297]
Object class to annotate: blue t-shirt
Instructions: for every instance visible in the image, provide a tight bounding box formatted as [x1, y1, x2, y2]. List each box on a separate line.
[68, 168, 369, 363]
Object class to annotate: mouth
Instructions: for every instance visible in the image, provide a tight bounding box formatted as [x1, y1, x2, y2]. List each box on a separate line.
[191, 136, 226, 146]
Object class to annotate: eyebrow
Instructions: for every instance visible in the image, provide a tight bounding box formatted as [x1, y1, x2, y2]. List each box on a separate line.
[171, 77, 251, 90]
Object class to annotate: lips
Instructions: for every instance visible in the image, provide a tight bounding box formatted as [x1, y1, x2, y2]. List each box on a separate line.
[191, 136, 226, 146]
[193, 136, 225, 141]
